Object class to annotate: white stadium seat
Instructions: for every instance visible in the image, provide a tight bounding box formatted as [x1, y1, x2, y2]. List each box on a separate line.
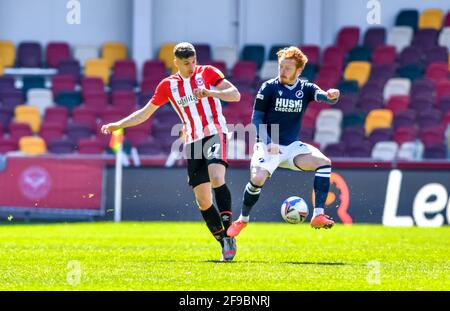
[387, 26, 414, 53]
[371, 141, 399, 161]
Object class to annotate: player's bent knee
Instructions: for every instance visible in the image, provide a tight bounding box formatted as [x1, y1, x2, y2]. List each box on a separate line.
[196, 197, 213, 211]
[209, 174, 225, 187]
[316, 156, 331, 169]
[251, 172, 268, 187]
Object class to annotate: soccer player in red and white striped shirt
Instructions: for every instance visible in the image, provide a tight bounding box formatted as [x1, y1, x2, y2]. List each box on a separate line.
[101, 42, 241, 261]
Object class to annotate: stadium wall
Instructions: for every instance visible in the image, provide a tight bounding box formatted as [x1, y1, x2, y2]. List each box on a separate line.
[103, 166, 450, 227]
[0, 0, 133, 47]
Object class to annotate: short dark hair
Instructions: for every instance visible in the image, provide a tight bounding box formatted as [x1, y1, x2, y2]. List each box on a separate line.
[174, 42, 196, 59]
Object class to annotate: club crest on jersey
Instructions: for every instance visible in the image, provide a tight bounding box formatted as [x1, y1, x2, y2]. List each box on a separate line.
[196, 77, 204, 86]
[295, 90, 304, 98]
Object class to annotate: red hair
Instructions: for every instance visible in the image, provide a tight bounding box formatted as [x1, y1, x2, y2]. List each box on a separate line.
[277, 46, 308, 70]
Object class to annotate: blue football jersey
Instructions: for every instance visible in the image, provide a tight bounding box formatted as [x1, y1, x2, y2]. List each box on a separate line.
[254, 78, 321, 145]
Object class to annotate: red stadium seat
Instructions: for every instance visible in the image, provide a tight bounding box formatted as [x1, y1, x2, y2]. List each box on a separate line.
[336, 27, 360, 53]
[51, 75, 76, 97]
[300, 45, 320, 64]
[372, 45, 396, 65]
[46, 42, 71, 68]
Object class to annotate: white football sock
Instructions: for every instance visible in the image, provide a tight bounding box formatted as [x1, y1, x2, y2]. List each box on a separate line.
[238, 215, 249, 222]
[313, 208, 324, 217]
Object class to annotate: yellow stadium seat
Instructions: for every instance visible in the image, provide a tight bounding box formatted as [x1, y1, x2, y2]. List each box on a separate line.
[0, 40, 15, 67]
[419, 9, 444, 30]
[15, 105, 41, 133]
[344, 61, 371, 87]
[19, 136, 47, 156]
[85, 59, 110, 84]
[0, 60, 3, 76]
[102, 42, 127, 69]
[365, 109, 393, 136]
[159, 43, 177, 72]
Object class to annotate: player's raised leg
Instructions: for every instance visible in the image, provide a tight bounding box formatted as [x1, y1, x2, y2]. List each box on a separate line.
[227, 166, 269, 237]
[293, 146, 335, 229]
[208, 163, 233, 232]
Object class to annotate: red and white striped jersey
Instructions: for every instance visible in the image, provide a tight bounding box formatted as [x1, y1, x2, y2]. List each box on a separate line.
[151, 65, 229, 144]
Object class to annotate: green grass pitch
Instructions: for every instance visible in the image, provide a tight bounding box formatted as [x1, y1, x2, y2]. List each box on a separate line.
[0, 222, 448, 290]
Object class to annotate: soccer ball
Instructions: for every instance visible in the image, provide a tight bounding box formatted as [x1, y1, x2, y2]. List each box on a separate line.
[280, 196, 309, 224]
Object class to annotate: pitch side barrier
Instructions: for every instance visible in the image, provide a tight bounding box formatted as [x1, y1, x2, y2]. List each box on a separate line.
[104, 157, 450, 226]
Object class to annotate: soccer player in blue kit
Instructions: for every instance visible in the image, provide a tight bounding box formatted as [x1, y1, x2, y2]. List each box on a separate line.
[227, 46, 340, 237]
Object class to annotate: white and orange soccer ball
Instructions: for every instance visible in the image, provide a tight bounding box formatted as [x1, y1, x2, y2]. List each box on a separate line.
[280, 196, 309, 224]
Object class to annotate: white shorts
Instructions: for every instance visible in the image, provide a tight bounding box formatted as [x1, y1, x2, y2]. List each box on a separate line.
[250, 141, 316, 175]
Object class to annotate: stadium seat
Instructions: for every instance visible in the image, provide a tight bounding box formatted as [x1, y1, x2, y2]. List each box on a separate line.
[17, 42, 42, 67]
[0, 90, 23, 110]
[47, 138, 76, 154]
[81, 77, 105, 97]
[9, 122, 33, 142]
[410, 97, 434, 111]
[193, 43, 212, 64]
[268, 44, 288, 61]
[159, 43, 177, 72]
[142, 60, 167, 80]
[0, 76, 15, 92]
[387, 26, 414, 53]
[314, 128, 341, 150]
[43, 106, 68, 128]
[424, 144, 447, 159]
[0, 62, 3, 76]
[260, 61, 278, 81]
[395, 9, 419, 31]
[372, 45, 396, 65]
[396, 64, 424, 81]
[346, 140, 372, 158]
[436, 80, 450, 99]
[368, 128, 393, 145]
[386, 95, 410, 114]
[383, 78, 411, 100]
[72, 107, 98, 130]
[341, 127, 365, 146]
[241, 45, 265, 70]
[344, 61, 371, 87]
[66, 123, 93, 144]
[398, 46, 423, 67]
[112, 60, 137, 85]
[411, 79, 435, 98]
[56, 91, 82, 113]
[231, 61, 257, 85]
[136, 139, 164, 155]
[57, 59, 81, 81]
[22, 76, 45, 101]
[39, 122, 65, 145]
[111, 90, 136, 113]
[46, 42, 71, 68]
[27, 89, 53, 116]
[337, 80, 359, 94]
[424, 47, 448, 66]
[365, 109, 393, 136]
[214, 46, 238, 70]
[207, 61, 227, 76]
[300, 63, 318, 82]
[125, 127, 151, 147]
[19, 136, 47, 155]
[393, 110, 416, 129]
[369, 64, 396, 85]
[321, 46, 345, 70]
[102, 42, 127, 69]
[335, 94, 358, 114]
[324, 142, 346, 157]
[0, 137, 17, 153]
[438, 27, 450, 51]
[0, 106, 13, 130]
[85, 59, 110, 84]
[398, 141, 424, 160]
[77, 138, 105, 154]
[425, 62, 449, 84]
[14, 105, 41, 133]
[336, 27, 360, 53]
[73, 44, 98, 66]
[419, 127, 445, 147]
[0, 40, 15, 67]
[417, 109, 442, 129]
[371, 141, 398, 161]
[347, 46, 372, 62]
[363, 27, 386, 51]
[52, 75, 76, 97]
[343, 111, 366, 128]
[439, 97, 450, 113]
[316, 109, 343, 131]
[299, 45, 320, 65]
[411, 29, 439, 51]
[109, 77, 135, 91]
[418, 8, 444, 30]
[394, 126, 417, 145]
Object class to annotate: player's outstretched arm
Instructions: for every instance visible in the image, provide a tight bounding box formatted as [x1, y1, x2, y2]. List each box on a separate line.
[315, 88, 340, 105]
[194, 79, 241, 102]
[101, 102, 160, 134]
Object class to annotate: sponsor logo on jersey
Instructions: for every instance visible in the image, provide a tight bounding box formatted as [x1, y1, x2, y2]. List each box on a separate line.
[275, 98, 303, 112]
[256, 93, 264, 100]
[278, 90, 283, 96]
[177, 94, 198, 107]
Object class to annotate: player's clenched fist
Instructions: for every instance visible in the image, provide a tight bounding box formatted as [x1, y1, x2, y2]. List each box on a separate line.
[326, 88, 340, 100]
[101, 123, 121, 135]
[194, 88, 210, 99]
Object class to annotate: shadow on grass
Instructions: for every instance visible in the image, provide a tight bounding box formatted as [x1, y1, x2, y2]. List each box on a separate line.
[203, 260, 347, 265]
